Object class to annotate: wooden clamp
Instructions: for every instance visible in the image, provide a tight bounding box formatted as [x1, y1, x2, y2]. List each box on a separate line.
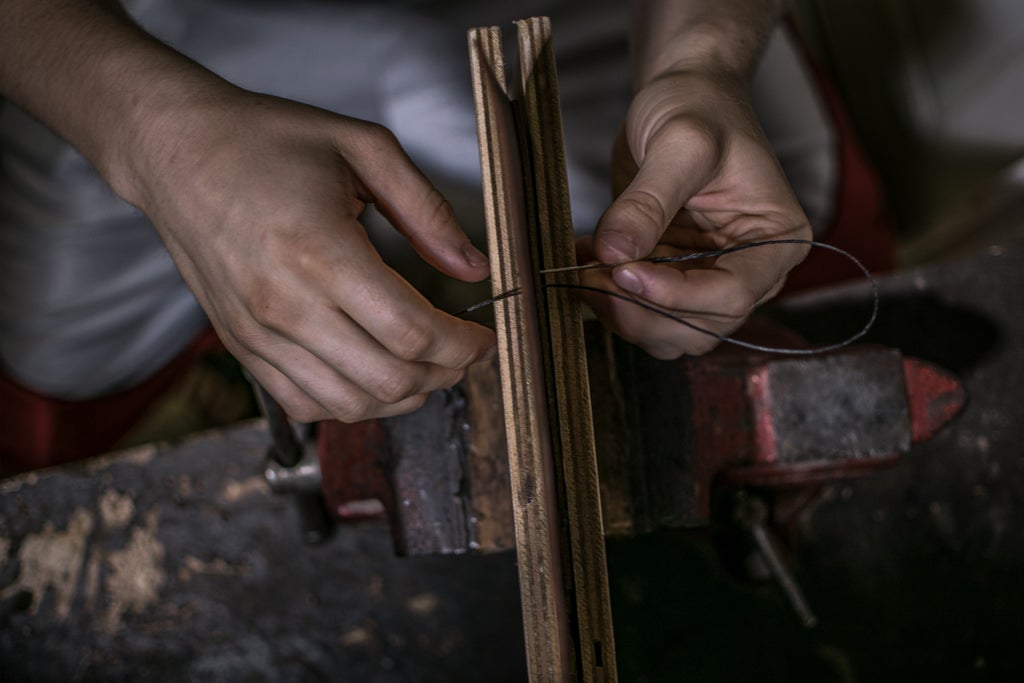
[468, 17, 617, 682]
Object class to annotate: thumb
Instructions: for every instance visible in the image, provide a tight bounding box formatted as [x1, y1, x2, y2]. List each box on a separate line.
[344, 123, 490, 283]
[594, 123, 721, 263]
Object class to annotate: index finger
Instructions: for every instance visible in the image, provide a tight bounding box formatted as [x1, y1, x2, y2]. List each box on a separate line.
[331, 244, 496, 370]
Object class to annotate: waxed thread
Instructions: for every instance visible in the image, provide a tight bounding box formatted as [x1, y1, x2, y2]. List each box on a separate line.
[456, 239, 878, 355]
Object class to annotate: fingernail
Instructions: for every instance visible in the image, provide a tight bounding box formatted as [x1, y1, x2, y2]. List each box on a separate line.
[614, 267, 644, 295]
[598, 231, 638, 262]
[463, 243, 488, 268]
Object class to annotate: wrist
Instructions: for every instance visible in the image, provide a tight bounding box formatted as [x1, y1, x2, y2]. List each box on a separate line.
[631, 0, 785, 87]
[110, 67, 242, 211]
[0, 0, 238, 211]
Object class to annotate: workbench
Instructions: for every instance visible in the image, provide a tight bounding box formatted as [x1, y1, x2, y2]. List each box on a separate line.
[2, 235, 1023, 682]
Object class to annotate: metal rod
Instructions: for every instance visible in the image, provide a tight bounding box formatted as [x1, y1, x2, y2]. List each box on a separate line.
[749, 522, 819, 629]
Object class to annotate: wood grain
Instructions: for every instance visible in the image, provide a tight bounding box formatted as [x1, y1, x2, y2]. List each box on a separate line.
[469, 17, 617, 682]
[462, 360, 516, 552]
[514, 18, 617, 683]
[469, 25, 573, 680]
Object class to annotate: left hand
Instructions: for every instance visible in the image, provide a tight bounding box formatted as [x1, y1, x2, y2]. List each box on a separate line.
[577, 69, 812, 359]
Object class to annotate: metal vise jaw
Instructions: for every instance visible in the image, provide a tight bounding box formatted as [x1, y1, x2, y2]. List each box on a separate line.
[311, 320, 965, 555]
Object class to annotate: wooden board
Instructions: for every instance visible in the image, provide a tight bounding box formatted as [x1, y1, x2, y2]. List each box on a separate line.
[468, 17, 617, 682]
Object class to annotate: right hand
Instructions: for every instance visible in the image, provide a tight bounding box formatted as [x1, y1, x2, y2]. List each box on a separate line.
[576, 69, 810, 360]
[127, 89, 495, 422]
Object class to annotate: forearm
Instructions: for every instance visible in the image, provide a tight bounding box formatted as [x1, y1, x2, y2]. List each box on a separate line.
[631, 0, 785, 86]
[0, 0, 234, 204]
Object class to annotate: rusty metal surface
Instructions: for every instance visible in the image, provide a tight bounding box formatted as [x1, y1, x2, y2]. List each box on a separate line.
[317, 362, 515, 557]
[751, 348, 910, 462]
[314, 322, 959, 546]
[382, 389, 471, 556]
[599, 339, 929, 528]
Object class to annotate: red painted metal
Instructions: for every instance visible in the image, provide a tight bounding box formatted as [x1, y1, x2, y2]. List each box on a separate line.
[317, 420, 394, 528]
[747, 365, 779, 465]
[314, 319, 968, 544]
[686, 353, 762, 516]
[903, 358, 967, 444]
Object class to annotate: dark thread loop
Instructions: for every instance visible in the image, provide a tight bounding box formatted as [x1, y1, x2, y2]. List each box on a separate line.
[455, 239, 878, 355]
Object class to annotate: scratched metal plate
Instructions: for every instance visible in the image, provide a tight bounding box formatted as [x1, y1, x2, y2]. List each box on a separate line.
[760, 349, 911, 462]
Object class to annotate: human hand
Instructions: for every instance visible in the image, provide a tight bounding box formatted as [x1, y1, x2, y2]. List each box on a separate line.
[128, 90, 495, 422]
[577, 69, 811, 359]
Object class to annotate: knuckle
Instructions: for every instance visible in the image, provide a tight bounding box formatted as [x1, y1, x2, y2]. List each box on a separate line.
[424, 188, 456, 230]
[292, 237, 332, 277]
[391, 322, 437, 361]
[361, 121, 400, 151]
[333, 395, 373, 423]
[229, 318, 269, 353]
[249, 291, 295, 330]
[617, 188, 668, 230]
[267, 229, 336, 281]
[371, 369, 418, 404]
[447, 342, 481, 371]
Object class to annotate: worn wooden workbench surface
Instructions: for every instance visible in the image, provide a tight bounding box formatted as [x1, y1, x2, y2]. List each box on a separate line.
[0, 425, 526, 682]
[2, 232, 1024, 681]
